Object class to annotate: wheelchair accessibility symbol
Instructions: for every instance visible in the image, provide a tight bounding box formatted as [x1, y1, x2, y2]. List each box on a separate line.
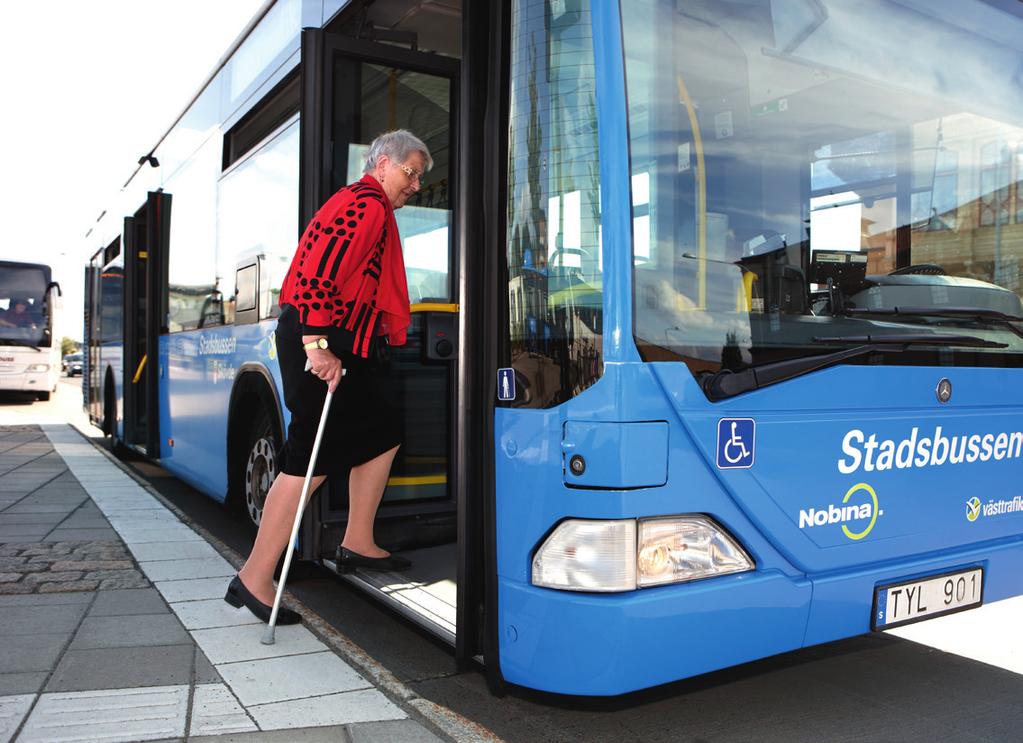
[716, 418, 755, 469]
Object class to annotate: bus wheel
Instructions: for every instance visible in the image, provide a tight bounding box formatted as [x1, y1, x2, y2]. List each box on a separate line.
[243, 412, 278, 528]
[103, 385, 115, 436]
[37, 391, 51, 401]
[103, 380, 127, 457]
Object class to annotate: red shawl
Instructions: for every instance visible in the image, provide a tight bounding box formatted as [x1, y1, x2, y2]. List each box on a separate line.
[279, 175, 410, 357]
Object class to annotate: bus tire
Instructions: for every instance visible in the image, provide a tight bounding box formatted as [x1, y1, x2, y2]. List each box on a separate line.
[37, 391, 50, 401]
[103, 382, 116, 436]
[241, 408, 278, 530]
[103, 376, 128, 458]
[228, 379, 283, 534]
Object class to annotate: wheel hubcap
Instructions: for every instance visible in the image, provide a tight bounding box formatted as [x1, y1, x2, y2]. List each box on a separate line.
[245, 437, 277, 526]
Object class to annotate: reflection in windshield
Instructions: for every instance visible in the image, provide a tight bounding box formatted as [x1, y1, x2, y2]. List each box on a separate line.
[623, 0, 1023, 380]
[0, 265, 49, 346]
[504, 0, 604, 408]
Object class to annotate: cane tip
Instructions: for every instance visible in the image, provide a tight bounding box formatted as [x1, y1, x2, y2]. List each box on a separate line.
[261, 628, 276, 645]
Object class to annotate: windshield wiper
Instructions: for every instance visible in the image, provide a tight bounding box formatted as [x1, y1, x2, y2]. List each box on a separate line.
[701, 334, 1006, 400]
[813, 333, 1007, 348]
[845, 306, 1023, 339]
[0, 338, 41, 351]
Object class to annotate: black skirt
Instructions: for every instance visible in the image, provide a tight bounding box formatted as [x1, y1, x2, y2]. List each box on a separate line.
[276, 303, 402, 477]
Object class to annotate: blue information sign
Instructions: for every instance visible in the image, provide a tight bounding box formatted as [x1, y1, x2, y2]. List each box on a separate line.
[497, 368, 516, 401]
[716, 418, 755, 469]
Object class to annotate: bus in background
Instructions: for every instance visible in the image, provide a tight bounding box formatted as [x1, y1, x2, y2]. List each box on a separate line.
[83, 0, 1023, 696]
[0, 261, 61, 401]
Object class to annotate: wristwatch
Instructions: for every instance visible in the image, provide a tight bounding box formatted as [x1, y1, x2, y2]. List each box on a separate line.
[303, 338, 328, 351]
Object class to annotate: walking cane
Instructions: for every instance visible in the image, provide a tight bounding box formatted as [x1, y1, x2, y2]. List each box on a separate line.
[261, 360, 343, 645]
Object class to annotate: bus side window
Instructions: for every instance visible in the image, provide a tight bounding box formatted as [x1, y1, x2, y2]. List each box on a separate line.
[234, 263, 258, 325]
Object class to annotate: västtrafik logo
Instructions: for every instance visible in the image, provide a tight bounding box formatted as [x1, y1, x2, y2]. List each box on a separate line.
[966, 495, 1023, 522]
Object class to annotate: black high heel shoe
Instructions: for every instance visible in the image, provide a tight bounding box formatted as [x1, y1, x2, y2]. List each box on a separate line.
[224, 575, 302, 625]
[336, 547, 411, 574]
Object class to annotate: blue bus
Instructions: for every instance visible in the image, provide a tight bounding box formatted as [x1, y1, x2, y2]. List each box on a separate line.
[84, 0, 1023, 695]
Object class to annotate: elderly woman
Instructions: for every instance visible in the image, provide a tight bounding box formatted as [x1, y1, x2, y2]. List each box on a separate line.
[226, 130, 431, 624]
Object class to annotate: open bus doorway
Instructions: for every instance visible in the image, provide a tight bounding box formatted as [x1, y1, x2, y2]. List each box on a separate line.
[122, 192, 171, 458]
[298, 0, 483, 654]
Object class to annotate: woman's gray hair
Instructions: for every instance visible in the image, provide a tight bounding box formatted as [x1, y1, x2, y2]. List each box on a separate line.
[363, 130, 434, 174]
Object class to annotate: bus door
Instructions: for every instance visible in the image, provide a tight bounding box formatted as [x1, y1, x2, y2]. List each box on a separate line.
[300, 20, 470, 646]
[85, 255, 102, 424]
[122, 191, 170, 458]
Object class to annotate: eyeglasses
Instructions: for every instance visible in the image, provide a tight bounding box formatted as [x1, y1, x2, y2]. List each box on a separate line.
[395, 162, 423, 184]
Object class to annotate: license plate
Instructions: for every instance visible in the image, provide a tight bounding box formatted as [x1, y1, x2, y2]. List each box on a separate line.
[872, 567, 983, 630]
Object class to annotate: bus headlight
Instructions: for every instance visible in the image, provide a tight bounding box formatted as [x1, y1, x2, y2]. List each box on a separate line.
[531, 519, 637, 592]
[27, 364, 49, 373]
[531, 517, 753, 592]
[637, 516, 753, 587]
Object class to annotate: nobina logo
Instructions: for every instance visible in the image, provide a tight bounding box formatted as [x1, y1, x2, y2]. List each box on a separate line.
[966, 497, 981, 522]
[798, 483, 883, 541]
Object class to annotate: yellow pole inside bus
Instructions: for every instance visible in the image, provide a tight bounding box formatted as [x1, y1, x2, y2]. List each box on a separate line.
[676, 75, 707, 309]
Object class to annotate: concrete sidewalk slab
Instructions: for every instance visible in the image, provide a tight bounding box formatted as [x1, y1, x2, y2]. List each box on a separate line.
[129, 540, 222, 562]
[115, 528, 206, 544]
[0, 603, 87, 636]
[155, 576, 234, 603]
[247, 688, 405, 730]
[190, 684, 259, 737]
[139, 556, 236, 582]
[191, 624, 325, 665]
[0, 634, 70, 674]
[45, 644, 197, 692]
[88, 587, 169, 616]
[216, 651, 371, 706]
[172, 598, 264, 630]
[69, 614, 192, 650]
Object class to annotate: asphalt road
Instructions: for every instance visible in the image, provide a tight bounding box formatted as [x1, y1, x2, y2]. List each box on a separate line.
[4, 377, 1023, 743]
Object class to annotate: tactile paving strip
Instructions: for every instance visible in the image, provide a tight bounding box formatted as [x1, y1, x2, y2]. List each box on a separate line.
[16, 685, 188, 742]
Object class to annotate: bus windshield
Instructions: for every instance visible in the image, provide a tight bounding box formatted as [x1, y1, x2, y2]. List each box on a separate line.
[0, 263, 51, 347]
[623, 0, 1023, 384]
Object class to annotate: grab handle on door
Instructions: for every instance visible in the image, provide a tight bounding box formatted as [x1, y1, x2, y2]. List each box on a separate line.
[132, 355, 147, 384]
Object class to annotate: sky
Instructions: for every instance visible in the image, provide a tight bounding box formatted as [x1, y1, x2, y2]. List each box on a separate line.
[0, 0, 266, 343]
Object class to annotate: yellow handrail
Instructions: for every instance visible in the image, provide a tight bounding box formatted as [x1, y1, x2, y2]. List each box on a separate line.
[676, 74, 707, 309]
[132, 354, 147, 384]
[387, 474, 447, 486]
[738, 271, 758, 312]
[410, 302, 459, 314]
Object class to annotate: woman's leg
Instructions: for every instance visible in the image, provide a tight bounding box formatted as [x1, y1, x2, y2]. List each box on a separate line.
[238, 472, 326, 605]
[340, 444, 400, 556]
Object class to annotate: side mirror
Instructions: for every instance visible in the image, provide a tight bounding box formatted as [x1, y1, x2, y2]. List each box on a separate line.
[47, 281, 62, 297]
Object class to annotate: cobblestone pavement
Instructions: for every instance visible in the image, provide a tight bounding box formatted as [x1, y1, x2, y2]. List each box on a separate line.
[0, 426, 452, 743]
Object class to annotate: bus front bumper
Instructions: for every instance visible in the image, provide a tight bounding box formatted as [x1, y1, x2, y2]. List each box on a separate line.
[0, 371, 51, 393]
[497, 535, 1023, 695]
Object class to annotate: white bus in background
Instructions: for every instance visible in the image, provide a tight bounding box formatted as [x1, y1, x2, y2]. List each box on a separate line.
[0, 261, 61, 401]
